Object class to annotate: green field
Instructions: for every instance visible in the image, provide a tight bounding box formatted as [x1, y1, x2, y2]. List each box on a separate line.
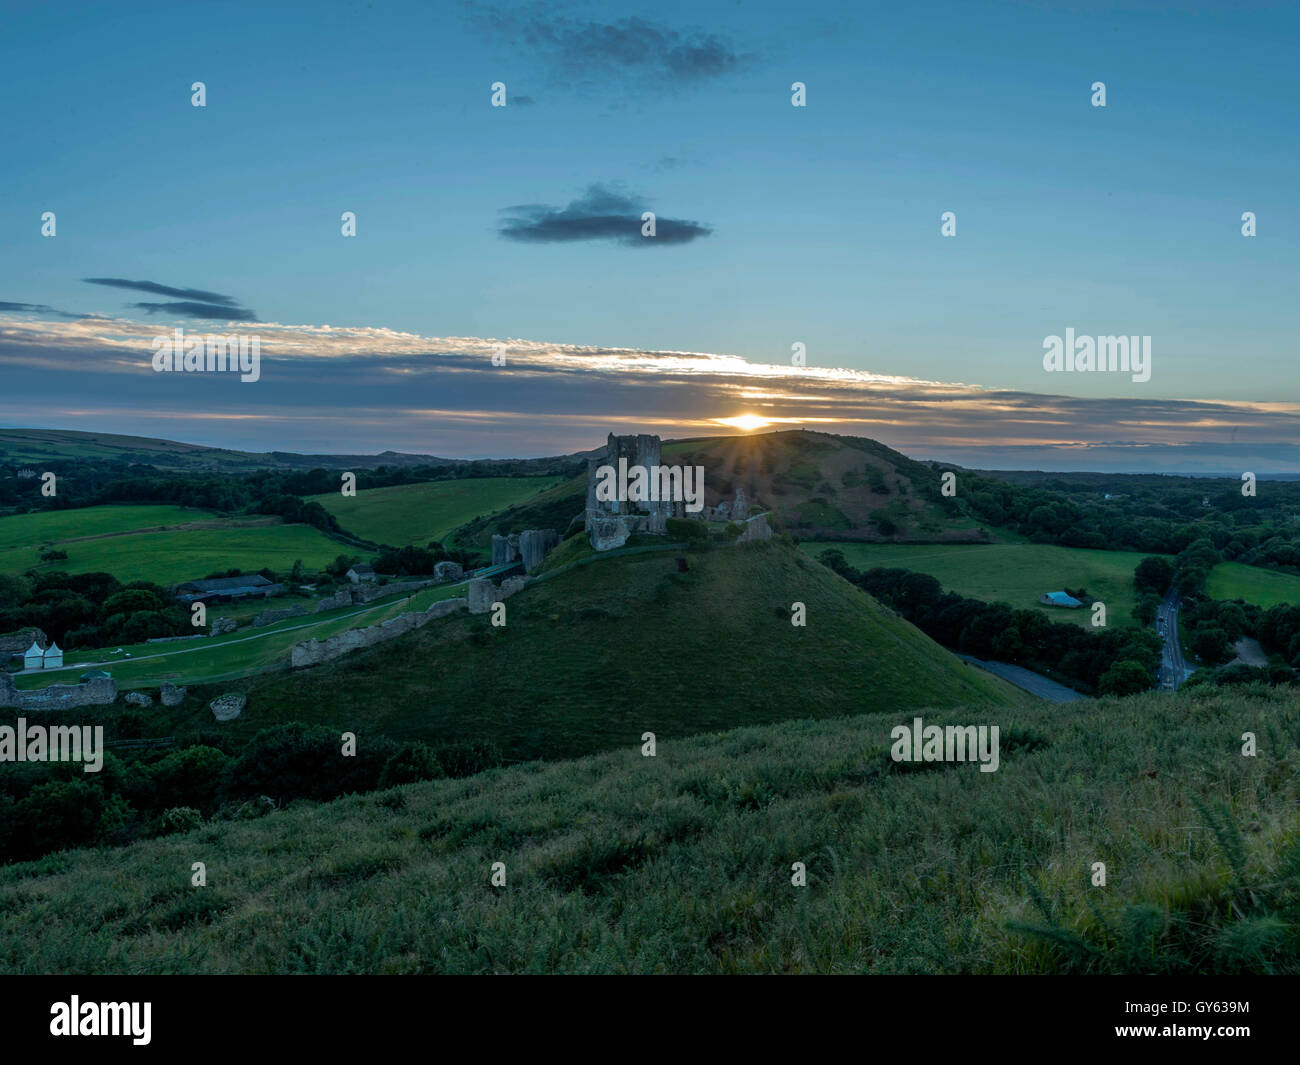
[1207, 562, 1300, 609]
[309, 477, 563, 546]
[1, 685, 1295, 973]
[802, 542, 1160, 629]
[14, 581, 469, 690]
[215, 540, 1025, 758]
[0, 504, 343, 584]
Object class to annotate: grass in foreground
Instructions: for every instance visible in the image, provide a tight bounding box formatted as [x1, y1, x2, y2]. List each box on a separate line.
[0, 686, 1295, 973]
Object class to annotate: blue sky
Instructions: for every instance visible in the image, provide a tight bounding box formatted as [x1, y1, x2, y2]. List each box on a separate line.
[1, 0, 1297, 468]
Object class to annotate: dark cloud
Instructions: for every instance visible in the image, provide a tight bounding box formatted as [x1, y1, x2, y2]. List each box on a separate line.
[473, 8, 753, 88]
[499, 184, 712, 246]
[83, 278, 240, 305]
[130, 301, 259, 322]
[0, 301, 54, 314]
[0, 300, 104, 321]
[83, 278, 258, 321]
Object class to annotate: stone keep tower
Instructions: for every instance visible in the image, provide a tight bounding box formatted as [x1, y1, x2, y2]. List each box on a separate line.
[584, 433, 684, 549]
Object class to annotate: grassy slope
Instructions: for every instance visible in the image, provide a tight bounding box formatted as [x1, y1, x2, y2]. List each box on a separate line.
[802, 541, 1162, 629]
[14, 582, 469, 691]
[1207, 561, 1300, 609]
[1, 686, 1295, 974]
[307, 477, 562, 546]
[214, 541, 1025, 758]
[445, 474, 588, 556]
[662, 430, 994, 541]
[0, 504, 341, 584]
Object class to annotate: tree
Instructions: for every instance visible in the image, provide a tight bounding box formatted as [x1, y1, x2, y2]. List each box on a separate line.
[1099, 660, 1151, 696]
[1134, 556, 1174, 595]
[1192, 626, 1231, 665]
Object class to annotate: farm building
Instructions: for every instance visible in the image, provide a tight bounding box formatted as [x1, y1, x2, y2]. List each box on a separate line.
[174, 574, 283, 603]
[1039, 591, 1083, 608]
[347, 565, 377, 583]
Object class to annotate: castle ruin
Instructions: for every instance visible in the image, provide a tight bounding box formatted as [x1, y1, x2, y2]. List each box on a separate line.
[584, 433, 686, 550]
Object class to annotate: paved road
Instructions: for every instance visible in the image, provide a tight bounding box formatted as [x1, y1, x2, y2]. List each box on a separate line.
[956, 654, 1084, 703]
[1155, 588, 1192, 690]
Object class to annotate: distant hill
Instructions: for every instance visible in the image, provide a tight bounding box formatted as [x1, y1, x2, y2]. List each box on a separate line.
[664, 430, 992, 540]
[2, 684, 1294, 973]
[447, 430, 1003, 554]
[207, 539, 1026, 760]
[0, 427, 577, 473]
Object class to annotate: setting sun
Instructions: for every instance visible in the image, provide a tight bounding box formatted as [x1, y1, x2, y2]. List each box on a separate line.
[714, 414, 773, 431]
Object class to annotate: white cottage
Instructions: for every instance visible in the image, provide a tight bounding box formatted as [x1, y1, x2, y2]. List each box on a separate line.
[43, 642, 63, 669]
[23, 642, 45, 670]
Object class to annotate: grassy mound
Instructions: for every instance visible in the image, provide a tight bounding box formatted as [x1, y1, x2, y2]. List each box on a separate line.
[214, 540, 1025, 759]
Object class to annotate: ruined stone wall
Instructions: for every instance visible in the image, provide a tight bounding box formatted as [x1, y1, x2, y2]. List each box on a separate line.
[349, 579, 430, 604]
[252, 604, 309, 628]
[519, 529, 559, 572]
[290, 597, 468, 668]
[737, 512, 773, 542]
[467, 576, 529, 614]
[0, 672, 118, 710]
[314, 589, 352, 613]
[434, 561, 463, 582]
[491, 533, 520, 566]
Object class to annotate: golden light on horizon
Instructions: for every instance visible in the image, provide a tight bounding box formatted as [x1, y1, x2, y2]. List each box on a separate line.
[715, 414, 774, 431]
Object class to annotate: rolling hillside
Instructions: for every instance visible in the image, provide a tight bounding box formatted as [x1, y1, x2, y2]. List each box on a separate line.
[0, 427, 577, 473]
[0, 504, 342, 585]
[801, 542, 1160, 629]
[1, 685, 1294, 973]
[195, 540, 1026, 760]
[308, 477, 563, 547]
[1207, 562, 1300, 609]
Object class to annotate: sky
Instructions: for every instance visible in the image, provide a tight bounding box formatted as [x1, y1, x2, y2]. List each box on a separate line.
[1, 0, 1297, 471]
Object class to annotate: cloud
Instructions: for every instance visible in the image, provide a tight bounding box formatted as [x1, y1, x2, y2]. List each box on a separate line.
[0, 300, 105, 321]
[82, 278, 240, 305]
[499, 184, 712, 246]
[0, 301, 55, 314]
[2, 309, 1299, 470]
[81, 278, 258, 322]
[472, 7, 754, 89]
[129, 301, 259, 322]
